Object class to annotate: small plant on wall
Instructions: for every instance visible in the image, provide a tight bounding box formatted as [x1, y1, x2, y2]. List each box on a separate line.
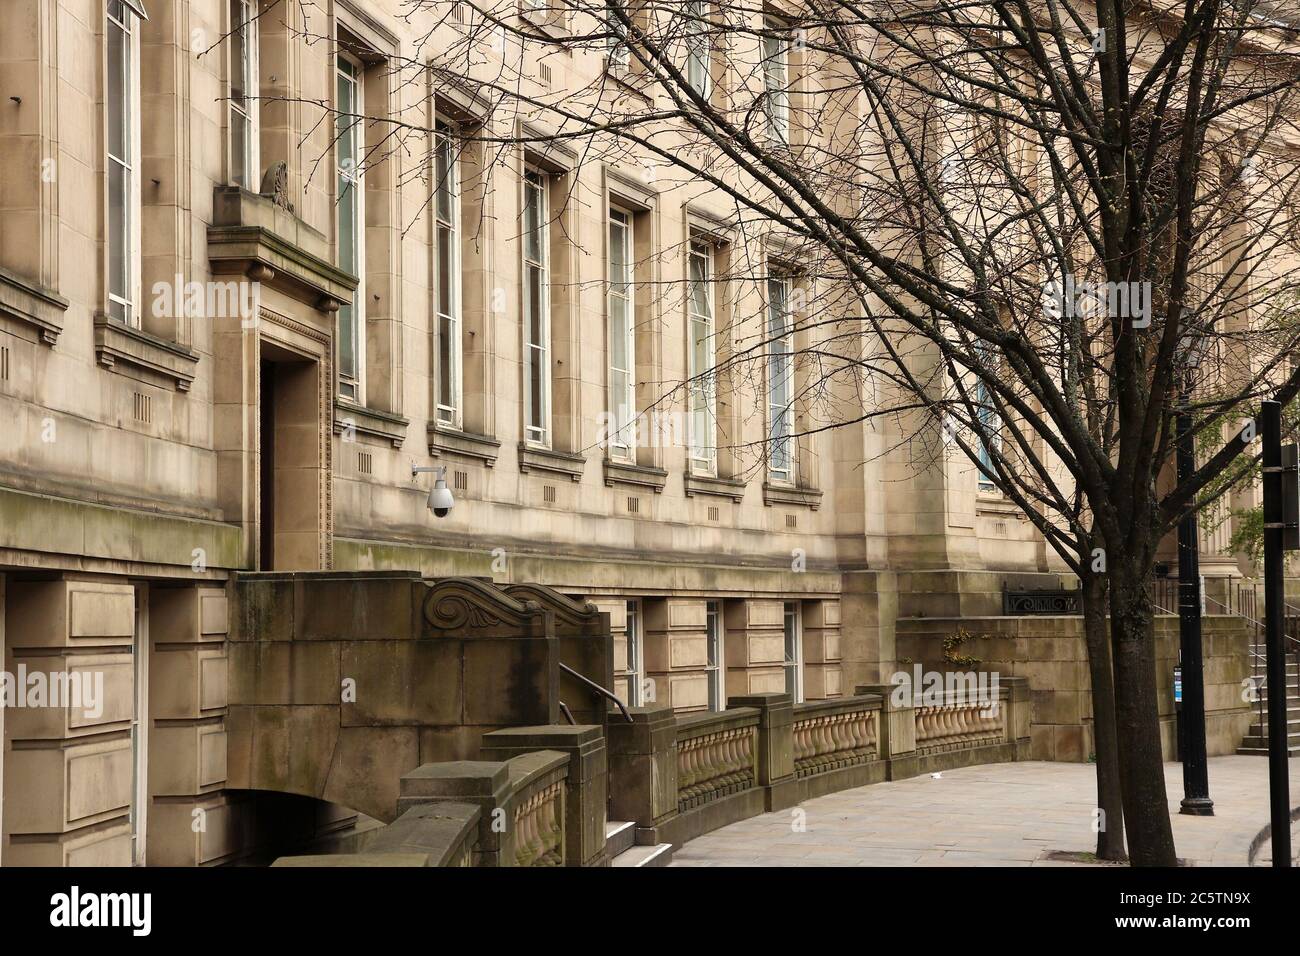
[942, 626, 985, 668]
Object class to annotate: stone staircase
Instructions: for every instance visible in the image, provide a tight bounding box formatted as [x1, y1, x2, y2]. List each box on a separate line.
[605, 819, 673, 867]
[1236, 643, 1300, 756]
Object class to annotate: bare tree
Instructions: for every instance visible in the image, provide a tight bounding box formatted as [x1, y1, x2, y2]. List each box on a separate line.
[270, 0, 1300, 864]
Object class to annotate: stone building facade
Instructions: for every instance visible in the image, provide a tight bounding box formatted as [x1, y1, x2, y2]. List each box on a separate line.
[1, 0, 1217, 866]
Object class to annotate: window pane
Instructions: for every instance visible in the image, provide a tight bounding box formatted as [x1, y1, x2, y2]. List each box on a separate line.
[524, 181, 542, 262]
[436, 132, 453, 223]
[108, 21, 127, 162]
[528, 265, 544, 346]
[438, 316, 454, 407]
[437, 228, 453, 317]
[230, 0, 248, 107]
[232, 112, 248, 188]
[609, 296, 628, 370]
[529, 347, 545, 430]
[338, 301, 356, 381]
[108, 161, 128, 305]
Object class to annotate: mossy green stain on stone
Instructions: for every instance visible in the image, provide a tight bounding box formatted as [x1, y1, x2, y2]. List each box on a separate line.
[0, 485, 244, 569]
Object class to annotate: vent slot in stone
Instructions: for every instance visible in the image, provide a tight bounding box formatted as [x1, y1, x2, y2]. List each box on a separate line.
[133, 392, 152, 424]
[358, 451, 372, 475]
[627, 496, 640, 514]
[785, 514, 797, 529]
[454, 469, 469, 491]
[543, 485, 557, 504]
[0, 345, 9, 381]
[707, 505, 720, 521]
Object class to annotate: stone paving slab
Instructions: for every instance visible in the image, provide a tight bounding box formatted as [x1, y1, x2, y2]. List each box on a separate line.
[670, 756, 1300, 867]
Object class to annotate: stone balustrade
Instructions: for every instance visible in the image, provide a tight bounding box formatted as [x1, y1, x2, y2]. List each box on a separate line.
[674, 709, 759, 812]
[271, 676, 1033, 865]
[913, 690, 1006, 756]
[791, 697, 880, 777]
[511, 774, 565, 866]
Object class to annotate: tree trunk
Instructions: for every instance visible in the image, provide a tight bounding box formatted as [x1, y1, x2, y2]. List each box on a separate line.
[1081, 572, 1127, 861]
[1109, 571, 1178, 866]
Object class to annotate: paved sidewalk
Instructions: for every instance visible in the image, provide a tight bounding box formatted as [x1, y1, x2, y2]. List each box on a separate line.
[670, 756, 1300, 866]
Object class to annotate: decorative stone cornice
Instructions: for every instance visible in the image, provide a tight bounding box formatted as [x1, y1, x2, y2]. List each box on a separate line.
[334, 400, 409, 449]
[0, 266, 68, 346]
[683, 472, 746, 503]
[502, 583, 601, 625]
[93, 314, 199, 391]
[422, 576, 545, 632]
[428, 424, 501, 467]
[517, 443, 586, 481]
[207, 186, 356, 309]
[762, 482, 823, 511]
[603, 460, 668, 493]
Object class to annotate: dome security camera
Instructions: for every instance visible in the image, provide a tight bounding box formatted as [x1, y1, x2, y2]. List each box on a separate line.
[413, 464, 454, 518]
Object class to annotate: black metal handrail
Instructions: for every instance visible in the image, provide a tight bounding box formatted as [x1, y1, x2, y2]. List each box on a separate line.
[559, 662, 634, 724]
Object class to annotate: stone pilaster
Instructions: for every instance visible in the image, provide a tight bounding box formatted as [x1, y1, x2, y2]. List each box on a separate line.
[3, 578, 137, 865]
[643, 597, 709, 711]
[146, 585, 243, 865]
[590, 598, 631, 704]
[723, 598, 786, 697]
[801, 599, 842, 699]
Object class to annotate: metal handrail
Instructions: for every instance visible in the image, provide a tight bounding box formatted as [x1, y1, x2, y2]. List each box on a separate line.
[559, 701, 576, 725]
[559, 662, 634, 724]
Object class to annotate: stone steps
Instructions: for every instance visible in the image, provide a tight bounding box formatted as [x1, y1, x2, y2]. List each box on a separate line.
[604, 820, 636, 859]
[605, 819, 673, 866]
[610, 843, 674, 867]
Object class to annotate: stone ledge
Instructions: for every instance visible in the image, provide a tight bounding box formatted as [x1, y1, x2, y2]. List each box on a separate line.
[208, 186, 356, 309]
[334, 400, 409, 449]
[603, 460, 668, 493]
[0, 266, 68, 346]
[683, 472, 746, 502]
[762, 482, 823, 511]
[427, 424, 501, 467]
[518, 443, 586, 481]
[93, 314, 199, 391]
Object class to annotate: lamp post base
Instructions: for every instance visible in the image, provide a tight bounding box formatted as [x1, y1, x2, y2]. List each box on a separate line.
[1179, 796, 1215, 816]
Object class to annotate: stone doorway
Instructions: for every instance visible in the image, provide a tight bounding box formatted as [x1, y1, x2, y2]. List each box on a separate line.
[257, 336, 330, 570]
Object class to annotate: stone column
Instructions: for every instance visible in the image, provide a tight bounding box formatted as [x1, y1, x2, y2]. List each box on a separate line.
[728, 692, 796, 810]
[480, 725, 608, 867]
[643, 597, 709, 711]
[800, 599, 842, 700]
[606, 703, 677, 842]
[723, 598, 786, 698]
[857, 683, 918, 780]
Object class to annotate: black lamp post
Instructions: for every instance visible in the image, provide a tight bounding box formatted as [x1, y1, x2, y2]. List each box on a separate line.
[1175, 326, 1213, 816]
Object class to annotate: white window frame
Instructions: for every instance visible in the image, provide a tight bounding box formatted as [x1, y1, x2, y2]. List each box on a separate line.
[975, 373, 1001, 491]
[685, 0, 711, 97]
[762, 17, 790, 144]
[434, 120, 463, 429]
[607, 0, 630, 69]
[688, 238, 717, 475]
[107, 0, 143, 328]
[523, 168, 551, 447]
[706, 599, 726, 711]
[766, 274, 795, 485]
[608, 207, 636, 462]
[336, 52, 366, 401]
[783, 601, 803, 704]
[626, 599, 644, 706]
[229, 0, 260, 190]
